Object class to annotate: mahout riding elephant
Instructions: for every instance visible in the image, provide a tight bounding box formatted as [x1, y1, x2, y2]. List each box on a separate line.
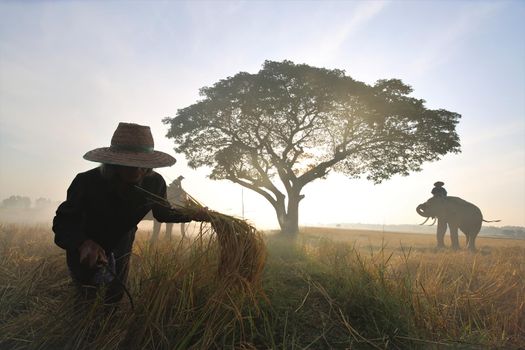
[416, 196, 499, 251]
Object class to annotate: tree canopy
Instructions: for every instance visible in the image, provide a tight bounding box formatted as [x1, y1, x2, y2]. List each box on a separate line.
[164, 60, 461, 234]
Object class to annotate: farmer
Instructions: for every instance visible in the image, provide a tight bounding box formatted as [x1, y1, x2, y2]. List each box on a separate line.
[52, 122, 208, 303]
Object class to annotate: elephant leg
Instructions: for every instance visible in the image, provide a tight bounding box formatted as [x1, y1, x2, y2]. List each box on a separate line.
[467, 234, 477, 252]
[436, 219, 447, 248]
[462, 219, 481, 252]
[151, 219, 161, 243]
[166, 223, 173, 240]
[180, 223, 186, 239]
[449, 224, 460, 250]
[468, 236, 476, 252]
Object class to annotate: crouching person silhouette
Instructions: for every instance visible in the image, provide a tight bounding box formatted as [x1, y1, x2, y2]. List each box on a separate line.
[53, 122, 209, 304]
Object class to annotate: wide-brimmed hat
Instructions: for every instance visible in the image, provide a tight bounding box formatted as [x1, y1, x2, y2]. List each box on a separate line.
[83, 122, 176, 168]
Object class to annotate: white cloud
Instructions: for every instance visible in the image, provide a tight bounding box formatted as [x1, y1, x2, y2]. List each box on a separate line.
[410, 2, 503, 76]
[321, 1, 387, 61]
[287, 1, 387, 66]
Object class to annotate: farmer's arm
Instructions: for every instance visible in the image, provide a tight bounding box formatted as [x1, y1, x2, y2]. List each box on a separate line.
[52, 174, 89, 250]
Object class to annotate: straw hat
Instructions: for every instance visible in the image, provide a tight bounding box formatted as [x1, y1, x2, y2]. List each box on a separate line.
[83, 122, 176, 168]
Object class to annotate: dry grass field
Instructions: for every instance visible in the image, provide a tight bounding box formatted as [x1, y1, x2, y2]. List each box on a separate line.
[299, 225, 525, 250]
[1, 223, 524, 349]
[295, 226, 525, 348]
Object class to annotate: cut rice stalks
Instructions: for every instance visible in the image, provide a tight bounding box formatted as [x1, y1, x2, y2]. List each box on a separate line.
[134, 185, 267, 292]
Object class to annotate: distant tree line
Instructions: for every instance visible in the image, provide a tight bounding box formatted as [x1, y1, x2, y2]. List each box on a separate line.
[1, 195, 54, 209]
[481, 226, 525, 239]
[0, 196, 58, 224]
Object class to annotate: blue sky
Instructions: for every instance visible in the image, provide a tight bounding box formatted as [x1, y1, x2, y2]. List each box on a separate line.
[1, 0, 524, 228]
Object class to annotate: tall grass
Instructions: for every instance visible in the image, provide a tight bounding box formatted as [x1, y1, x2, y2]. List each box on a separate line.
[297, 237, 524, 348]
[0, 224, 264, 349]
[1, 224, 524, 349]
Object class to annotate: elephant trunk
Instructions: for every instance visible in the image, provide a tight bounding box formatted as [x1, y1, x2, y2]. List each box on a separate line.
[416, 204, 436, 225]
[416, 204, 429, 217]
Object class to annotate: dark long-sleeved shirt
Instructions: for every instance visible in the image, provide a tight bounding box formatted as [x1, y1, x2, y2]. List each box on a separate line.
[53, 167, 191, 251]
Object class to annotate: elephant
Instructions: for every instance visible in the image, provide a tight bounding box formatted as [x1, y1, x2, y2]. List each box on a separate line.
[416, 196, 499, 251]
[145, 176, 189, 242]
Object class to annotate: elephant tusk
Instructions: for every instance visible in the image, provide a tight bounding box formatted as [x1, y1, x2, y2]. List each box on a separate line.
[419, 217, 430, 225]
[428, 217, 436, 226]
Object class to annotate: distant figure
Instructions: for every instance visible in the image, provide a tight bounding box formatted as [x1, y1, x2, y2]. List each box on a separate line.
[431, 181, 448, 248]
[150, 176, 189, 241]
[431, 181, 447, 197]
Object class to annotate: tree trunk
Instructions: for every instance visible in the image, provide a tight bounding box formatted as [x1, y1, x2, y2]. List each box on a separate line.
[273, 193, 301, 236]
[281, 209, 299, 235]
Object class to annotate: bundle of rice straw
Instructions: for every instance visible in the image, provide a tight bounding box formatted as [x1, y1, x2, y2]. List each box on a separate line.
[134, 185, 266, 288]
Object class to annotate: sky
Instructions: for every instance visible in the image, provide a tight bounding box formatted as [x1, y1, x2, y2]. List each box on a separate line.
[0, 0, 524, 229]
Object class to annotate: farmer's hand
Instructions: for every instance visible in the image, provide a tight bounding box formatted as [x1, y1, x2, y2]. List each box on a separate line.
[78, 239, 107, 268]
[192, 207, 211, 222]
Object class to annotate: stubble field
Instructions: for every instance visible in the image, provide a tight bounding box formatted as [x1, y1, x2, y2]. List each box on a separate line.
[1, 223, 524, 349]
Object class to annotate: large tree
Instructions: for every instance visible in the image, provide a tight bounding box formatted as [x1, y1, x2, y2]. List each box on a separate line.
[164, 60, 461, 235]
